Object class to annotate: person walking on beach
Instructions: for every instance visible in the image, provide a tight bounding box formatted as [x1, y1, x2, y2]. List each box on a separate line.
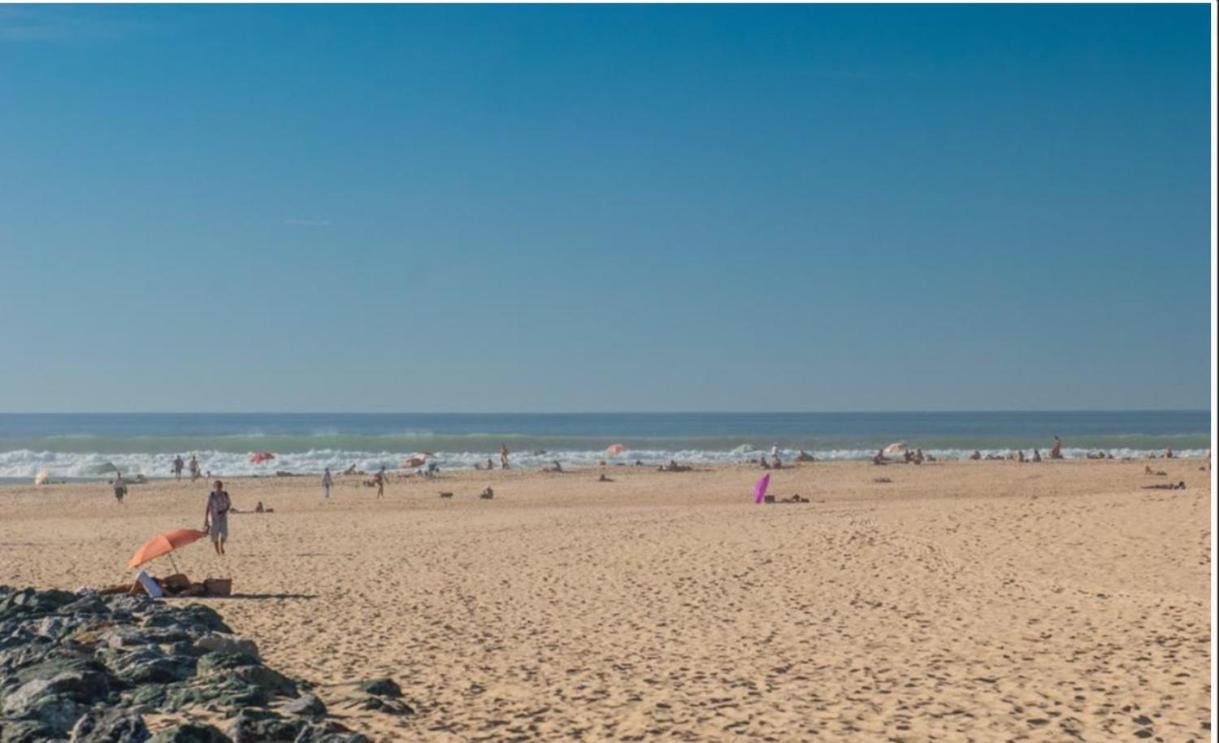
[1050, 436, 1063, 460]
[500, 444, 510, 470]
[189, 455, 201, 480]
[203, 480, 231, 556]
[172, 455, 184, 480]
[373, 466, 386, 498]
[112, 471, 127, 503]
[322, 467, 333, 500]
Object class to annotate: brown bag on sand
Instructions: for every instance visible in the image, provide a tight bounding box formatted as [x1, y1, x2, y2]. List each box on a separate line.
[161, 574, 191, 592]
[204, 578, 232, 597]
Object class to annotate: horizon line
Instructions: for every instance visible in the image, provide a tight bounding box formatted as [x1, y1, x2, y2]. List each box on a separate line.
[0, 409, 1210, 416]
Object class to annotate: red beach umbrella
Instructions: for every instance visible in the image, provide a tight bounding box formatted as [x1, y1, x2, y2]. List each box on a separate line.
[128, 528, 208, 569]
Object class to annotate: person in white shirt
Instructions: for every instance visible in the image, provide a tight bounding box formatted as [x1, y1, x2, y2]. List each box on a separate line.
[204, 480, 232, 555]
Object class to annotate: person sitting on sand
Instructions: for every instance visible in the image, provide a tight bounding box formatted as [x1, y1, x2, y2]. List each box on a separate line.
[772, 455, 783, 469]
[1032, 449, 1041, 463]
[1165, 448, 1175, 459]
[598, 473, 612, 482]
[203, 480, 231, 556]
[873, 449, 888, 465]
[112, 471, 127, 503]
[758, 457, 771, 470]
[549, 460, 563, 473]
[1143, 481, 1186, 490]
[480, 486, 494, 499]
[1050, 436, 1063, 460]
[969, 450, 982, 461]
[343, 463, 358, 476]
[795, 450, 814, 462]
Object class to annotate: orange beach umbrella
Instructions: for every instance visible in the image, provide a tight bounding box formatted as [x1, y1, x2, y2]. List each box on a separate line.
[128, 528, 208, 569]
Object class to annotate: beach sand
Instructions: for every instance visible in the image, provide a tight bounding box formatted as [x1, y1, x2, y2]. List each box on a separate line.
[1, 460, 1211, 740]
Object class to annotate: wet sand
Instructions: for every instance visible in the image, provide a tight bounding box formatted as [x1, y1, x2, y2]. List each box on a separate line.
[1, 459, 1212, 740]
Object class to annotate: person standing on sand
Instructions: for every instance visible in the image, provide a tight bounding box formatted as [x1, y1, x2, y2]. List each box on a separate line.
[500, 444, 510, 470]
[374, 466, 386, 498]
[322, 467, 333, 500]
[1050, 436, 1063, 460]
[204, 480, 231, 555]
[112, 471, 127, 503]
[172, 455, 184, 480]
[189, 455, 201, 480]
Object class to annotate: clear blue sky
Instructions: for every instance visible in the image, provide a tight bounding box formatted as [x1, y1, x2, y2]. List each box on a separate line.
[0, 4, 1211, 413]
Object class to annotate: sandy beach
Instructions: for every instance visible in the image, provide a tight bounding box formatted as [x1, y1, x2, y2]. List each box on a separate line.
[1, 459, 1211, 741]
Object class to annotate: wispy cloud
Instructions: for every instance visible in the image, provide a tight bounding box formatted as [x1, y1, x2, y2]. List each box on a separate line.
[0, 7, 152, 44]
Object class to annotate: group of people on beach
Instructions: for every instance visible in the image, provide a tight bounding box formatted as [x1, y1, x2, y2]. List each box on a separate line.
[171, 454, 201, 481]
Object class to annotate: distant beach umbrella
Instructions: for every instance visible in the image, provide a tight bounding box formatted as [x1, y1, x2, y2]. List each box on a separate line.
[882, 442, 908, 456]
[754, 473, 770, 504]
[33, 469, 49, 486]
[249, 451, 275, 464]
[128, 528, 208, 570]
[606, 444, 627, 455]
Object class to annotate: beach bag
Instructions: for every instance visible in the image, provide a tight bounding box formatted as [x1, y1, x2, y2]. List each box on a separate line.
[204, 578, 232, 597]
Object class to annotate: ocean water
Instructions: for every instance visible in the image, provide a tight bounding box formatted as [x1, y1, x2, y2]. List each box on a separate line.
[0, 411, 1209, 481]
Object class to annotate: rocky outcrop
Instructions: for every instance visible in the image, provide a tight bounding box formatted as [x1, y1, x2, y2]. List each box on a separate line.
[1, 587, 373, 742]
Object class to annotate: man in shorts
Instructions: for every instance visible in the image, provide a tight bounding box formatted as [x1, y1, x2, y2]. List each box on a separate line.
[204, 480, 231, 555]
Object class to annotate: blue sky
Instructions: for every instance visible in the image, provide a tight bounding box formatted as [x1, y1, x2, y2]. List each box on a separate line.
[0, 4, 1211, 413]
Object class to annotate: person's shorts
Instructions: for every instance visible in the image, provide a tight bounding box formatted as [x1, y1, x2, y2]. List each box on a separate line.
[210, 517, 228, 540]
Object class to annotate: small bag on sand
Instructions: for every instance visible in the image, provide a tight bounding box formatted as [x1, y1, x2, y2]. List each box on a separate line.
[203, 578, 232, 597]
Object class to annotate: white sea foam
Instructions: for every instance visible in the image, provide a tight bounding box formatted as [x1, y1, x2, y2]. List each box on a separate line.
[0, 447, 1208, 481]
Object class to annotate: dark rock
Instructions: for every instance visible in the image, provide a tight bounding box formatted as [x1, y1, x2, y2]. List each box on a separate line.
[195, 653, 259, 676]
[57, 595, 111, 617]
[225, 710, 304, 742]
[69, 708, 150, 742]
[350, 695, 414, 716]
[0, 588, 76, 621]
[2, 689, 84, 737]
[282, 693, 326, 720]
[294, 721, 370, 743]
[356, 678, 400, 699]
[122, 682, 171, 709]
[0, 718, 54, 743]
[3, 589, 370, 743]
[105, 648, 196, 686]
[147, 723, 230, 743]
[193, 635, 257, 660]
[166, 677, 269, 711]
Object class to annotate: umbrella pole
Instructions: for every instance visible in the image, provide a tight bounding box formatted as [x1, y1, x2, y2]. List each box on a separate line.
[169, 553, 179, 575]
